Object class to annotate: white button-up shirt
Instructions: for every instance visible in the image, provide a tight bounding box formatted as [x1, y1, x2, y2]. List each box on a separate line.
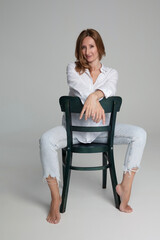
[62, 62, 118, 143]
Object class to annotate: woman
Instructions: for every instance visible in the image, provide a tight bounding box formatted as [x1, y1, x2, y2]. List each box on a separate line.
[39, 29, 147, 224]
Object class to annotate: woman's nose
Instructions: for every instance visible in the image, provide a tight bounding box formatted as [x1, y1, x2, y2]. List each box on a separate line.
[86, 48, 90, 55]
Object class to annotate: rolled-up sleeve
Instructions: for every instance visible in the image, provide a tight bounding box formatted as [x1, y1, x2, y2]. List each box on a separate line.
[96, 69, 118, 98]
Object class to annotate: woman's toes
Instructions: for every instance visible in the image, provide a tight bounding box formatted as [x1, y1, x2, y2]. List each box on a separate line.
[46, 215, 51, 222]
[55, 216, 60, 224]
[48, 218, 52, 223]
[120, 204, 133, 213]
[50, 218, 55, 224]
[126, 205, 133, 212]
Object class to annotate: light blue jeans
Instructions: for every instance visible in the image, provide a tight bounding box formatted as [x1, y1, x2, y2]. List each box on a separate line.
[39, 123, 147, 183]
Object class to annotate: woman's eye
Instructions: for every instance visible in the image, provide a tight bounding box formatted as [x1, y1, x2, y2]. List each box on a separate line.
[90, 45, 94, 48]
[81, 46, 85, 49]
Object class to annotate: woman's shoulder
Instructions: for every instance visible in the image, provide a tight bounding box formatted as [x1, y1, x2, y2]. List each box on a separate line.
[101, 64, 118, 75]
[66, 62, 76, 73]
[101, 64, 118, 80]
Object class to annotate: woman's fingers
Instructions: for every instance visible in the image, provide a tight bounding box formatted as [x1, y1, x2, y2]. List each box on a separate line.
[91, 112, 95, 121]
[80, 106, 86, 119]
[102, 111, 106, 125]
[93, 110, 100, 123]
[85, 107, 92, 120]
[94, 108, 105, 124]
[80, 105, 92, 120]
[80, 94, 97, 120]
[80, 97, 105, 123]
[96, 114, 101, 123]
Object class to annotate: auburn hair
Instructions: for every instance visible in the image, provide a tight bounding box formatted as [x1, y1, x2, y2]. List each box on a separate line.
[75, 29, 106, 74]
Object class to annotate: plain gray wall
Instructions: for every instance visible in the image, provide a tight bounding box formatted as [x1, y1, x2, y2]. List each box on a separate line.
[1, 0, 160, 146]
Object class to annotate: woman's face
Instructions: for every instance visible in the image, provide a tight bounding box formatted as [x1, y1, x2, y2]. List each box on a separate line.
[81, 36, 99, 64]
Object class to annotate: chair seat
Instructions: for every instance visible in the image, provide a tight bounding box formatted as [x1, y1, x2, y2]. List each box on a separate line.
[63, 143, 109, 153]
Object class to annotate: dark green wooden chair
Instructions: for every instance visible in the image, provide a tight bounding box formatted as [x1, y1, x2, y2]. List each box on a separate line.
[59, 96, 122, 213]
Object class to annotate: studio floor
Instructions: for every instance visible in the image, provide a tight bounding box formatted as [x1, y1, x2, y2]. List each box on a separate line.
[1, 133, 160, 240]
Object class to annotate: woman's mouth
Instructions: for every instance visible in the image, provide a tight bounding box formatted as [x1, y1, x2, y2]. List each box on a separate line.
[86, 55, 92, 59]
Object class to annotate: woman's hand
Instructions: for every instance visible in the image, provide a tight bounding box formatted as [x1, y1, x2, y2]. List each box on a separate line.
[79, 93, 105, 125]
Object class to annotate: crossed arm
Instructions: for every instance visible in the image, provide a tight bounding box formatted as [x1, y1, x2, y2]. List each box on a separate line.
[79, 90, 106, 125]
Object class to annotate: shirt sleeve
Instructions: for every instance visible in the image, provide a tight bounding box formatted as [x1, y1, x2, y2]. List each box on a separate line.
[66, 63, 92, 104]
[96, 69, 118, 98]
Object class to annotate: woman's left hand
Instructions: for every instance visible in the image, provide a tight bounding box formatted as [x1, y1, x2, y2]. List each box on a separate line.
[79, 93, 105, 124]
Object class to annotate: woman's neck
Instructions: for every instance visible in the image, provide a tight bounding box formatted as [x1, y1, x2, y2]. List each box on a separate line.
[89, 59, 101, 72]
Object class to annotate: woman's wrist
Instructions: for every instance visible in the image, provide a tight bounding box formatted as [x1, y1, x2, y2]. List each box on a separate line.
[90, 92, 99, 101]
[92, 90, 104, 100]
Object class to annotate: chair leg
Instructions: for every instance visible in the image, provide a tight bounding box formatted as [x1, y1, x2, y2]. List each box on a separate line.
[102, 152, 107, 189]
[60, 151, 72, 213]
[108, 150, 120, 209]
[62, 149, 66, 186]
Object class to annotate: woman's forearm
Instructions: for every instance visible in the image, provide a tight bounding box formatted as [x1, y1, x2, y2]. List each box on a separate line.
[92, 90, 105, 100]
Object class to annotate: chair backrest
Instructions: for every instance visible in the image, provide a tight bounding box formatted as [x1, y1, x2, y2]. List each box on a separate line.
[59, 96, 122, 149]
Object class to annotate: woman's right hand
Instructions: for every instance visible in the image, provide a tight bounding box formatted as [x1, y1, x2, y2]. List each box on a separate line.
[79, 93, 105, 124]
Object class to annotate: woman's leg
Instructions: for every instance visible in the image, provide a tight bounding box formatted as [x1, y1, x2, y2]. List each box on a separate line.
[45, 176, 61, 224]
[94, 123, 147, 213]
[114, 123, 147, 213]
[39, 125, 78, 224]
[116, 170, 136, 213]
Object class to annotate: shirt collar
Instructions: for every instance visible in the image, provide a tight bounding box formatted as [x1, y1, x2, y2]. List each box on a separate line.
[85, 63, 107, 74]
[100, 63, 108, 74]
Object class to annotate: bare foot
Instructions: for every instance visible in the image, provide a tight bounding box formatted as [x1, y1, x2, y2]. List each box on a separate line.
[46, 197, 61, 224]
[116, 184, 133, 213]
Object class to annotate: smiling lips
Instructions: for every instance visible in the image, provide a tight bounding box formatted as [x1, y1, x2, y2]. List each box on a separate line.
[86, 55, 92, 59]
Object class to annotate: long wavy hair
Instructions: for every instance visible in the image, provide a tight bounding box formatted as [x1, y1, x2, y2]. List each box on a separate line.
[75, 29, 106, 74]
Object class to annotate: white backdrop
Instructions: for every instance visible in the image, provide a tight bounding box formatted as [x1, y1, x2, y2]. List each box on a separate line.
[1, 0, 160, 146]
[1, 2, 160, 239]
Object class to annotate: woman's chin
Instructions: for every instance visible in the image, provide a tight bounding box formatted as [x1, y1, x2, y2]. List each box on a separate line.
[86, 58, 93, 63]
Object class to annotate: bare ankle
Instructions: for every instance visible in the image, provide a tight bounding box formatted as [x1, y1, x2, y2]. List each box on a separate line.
[46, 176, 61, 200]
[46, 176, 58, 184]
[121, 183, 130, 191]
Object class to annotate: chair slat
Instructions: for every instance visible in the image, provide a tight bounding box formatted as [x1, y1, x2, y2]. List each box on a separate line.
[70, 164, 110, 171]
[71, 126, 111, 132]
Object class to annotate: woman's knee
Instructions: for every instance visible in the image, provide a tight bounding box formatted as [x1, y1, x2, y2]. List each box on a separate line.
[115, 123, 147, 145]
[133, 126, 147, 146]
[39, 131, 52, 148]
[39, 126, 67, 149]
